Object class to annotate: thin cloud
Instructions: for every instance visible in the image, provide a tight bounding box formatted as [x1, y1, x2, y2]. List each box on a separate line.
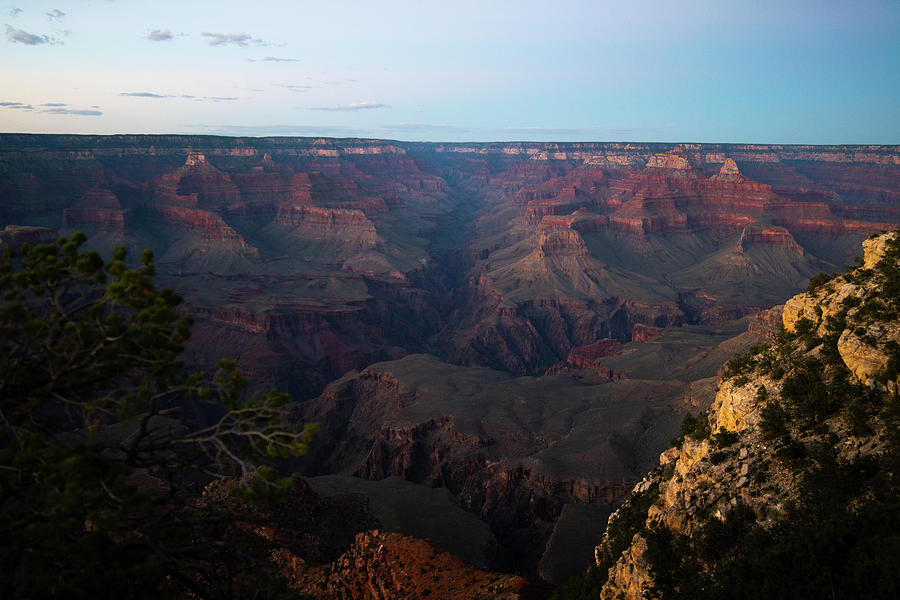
[43, 108, 101, 116]
[201, 32, 265, 47]
[46, 9, 65, 21]
[283, 84, 318, 93]
[5, 25, 59, 45]
[120, 92, 174, 98]
[9, 7, 22, 17]
[311, 102, 388, 112]
[147, 29, 173, 42]
[119, 92, 237, 102]
[188, 124, 373, 137]
[248, 56, 298, 62]
[1, 100, 100, 116]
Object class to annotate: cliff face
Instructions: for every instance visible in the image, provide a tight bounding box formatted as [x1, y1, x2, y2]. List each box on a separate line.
[584, 231, 900, 600]
[440, 148, 890, 376]
[0, 137, 463, 398]
[289, 354, 692, 576]
[1, 135, 897, 395]
[271, 205, 379, 245]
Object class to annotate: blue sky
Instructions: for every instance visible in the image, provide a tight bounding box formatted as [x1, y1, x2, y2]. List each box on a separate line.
[1, 0, 898, 143]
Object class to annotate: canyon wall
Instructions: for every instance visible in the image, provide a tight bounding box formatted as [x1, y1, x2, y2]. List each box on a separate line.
[1, 135, 898, 586]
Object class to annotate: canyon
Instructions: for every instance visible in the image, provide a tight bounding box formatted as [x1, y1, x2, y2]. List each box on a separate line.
[1, 135, 898, 592]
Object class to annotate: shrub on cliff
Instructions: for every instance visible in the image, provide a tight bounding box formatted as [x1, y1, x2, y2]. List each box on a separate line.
[0, 233, 315, 599]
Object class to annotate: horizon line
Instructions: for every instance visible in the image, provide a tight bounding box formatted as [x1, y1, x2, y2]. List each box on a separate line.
[0, 131, 898, 148]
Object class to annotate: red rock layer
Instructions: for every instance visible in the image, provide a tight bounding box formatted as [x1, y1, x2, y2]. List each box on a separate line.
[737, 224, 802, 253]
[62, 187, 129, 234]
[536, 229, 589, 258]
[149, 204, 249, 244]
[448, 297, 682, 376]
[277, 530, 528, 600]
[272, 205, 378, 244]
[544, 338, 625, 379]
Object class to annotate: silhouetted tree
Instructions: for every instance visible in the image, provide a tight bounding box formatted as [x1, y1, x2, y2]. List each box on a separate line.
[0, 233, 316, 598]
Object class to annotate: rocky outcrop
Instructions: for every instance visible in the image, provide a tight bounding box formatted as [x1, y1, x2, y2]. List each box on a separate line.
[271, 205, 378, 245]
[863, 230, 899, 269]
[0, 225, 57, 250]
[645, 151, 691, 171]
[709, 157, 742, 182]
[61, 187, 129, 236]
[592, 231, 900, 599]
[782, 230, 899, 389]
[601, 533, 654, 600]
[149, 204, 254, 245]
[536, 229, 590, 258]
[736, 224, 802, 252]
[746, 304, 785, 341]
[545, 339, 623, 376]
[277, 530, 529, 600]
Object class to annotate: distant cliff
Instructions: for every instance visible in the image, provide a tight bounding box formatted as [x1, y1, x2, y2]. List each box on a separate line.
[1, 135, 898, 396]
[554, 231, 900, 599]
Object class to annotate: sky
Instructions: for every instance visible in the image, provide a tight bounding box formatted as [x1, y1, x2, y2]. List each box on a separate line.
[1, 0, 898, 143]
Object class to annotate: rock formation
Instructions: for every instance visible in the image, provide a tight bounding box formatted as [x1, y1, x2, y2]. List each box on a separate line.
[1, 136, 897, 395]
[577, 231, 900, 599]
[0, 224, 57, 250]
[277, 530, 530, 600]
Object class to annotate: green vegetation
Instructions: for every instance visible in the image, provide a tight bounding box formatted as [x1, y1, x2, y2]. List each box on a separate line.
[639, 393, 900, 598]
[844, 233, 900, 325]
[679, 411, 710, 441]
[883, 340, 900, 382]
[0, 234, 315, 599]
[877, 234, 900, 303]
[723, 343, 770, 379]
[712, 429, 740, 448]
[806, 272, 835, 294]
[640, 498, 900, 599]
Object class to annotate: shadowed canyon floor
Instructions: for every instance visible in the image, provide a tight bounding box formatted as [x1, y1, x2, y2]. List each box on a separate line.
[1, 135, 898, 588]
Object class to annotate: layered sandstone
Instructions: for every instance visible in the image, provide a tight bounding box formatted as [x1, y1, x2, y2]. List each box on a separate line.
[272, 205, 378, 245]
[61, 187, 129, 236]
